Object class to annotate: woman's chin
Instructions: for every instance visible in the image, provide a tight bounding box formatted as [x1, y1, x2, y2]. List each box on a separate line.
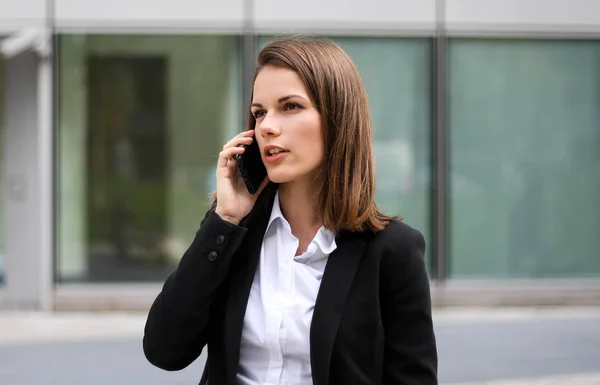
[266, 175, 292, 184]
[266, 170, 295, 185]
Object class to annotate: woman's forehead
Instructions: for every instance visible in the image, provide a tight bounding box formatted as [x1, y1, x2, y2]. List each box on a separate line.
[253, 66, 310, 101]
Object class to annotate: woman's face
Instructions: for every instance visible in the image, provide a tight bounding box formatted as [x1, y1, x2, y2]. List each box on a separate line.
[251, 65, 324, 186]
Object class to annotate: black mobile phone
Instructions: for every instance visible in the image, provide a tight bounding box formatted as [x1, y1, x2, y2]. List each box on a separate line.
[236, 137, 267, 194]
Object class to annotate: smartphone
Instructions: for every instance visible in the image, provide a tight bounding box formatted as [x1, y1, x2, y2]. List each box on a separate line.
[236, 137, 267, 194]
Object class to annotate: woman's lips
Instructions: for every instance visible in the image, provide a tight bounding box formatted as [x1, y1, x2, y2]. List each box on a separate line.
[265, 151, 289, 163]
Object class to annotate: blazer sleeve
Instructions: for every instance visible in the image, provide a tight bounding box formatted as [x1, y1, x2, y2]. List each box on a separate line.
[143, 209, 248, 371]
[380, 227, 438, 385]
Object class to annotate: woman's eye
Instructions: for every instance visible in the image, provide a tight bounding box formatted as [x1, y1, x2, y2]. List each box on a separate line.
[283, 102, 302, 111]
[252, 110, 266, 119]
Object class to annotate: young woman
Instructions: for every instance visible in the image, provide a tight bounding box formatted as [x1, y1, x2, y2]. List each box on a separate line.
[143, 36, 438, 385]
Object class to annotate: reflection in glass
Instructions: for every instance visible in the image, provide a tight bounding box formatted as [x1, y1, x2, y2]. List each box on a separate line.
[86, 56, 168, 281]
[58, 35, 241, 282]
[449, 39, 600, 278]
[335, 38, 432, 271]
[259, 36, 433, 270]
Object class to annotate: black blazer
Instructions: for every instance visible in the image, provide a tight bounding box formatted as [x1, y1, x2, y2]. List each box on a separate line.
[143, 196, 438, 385]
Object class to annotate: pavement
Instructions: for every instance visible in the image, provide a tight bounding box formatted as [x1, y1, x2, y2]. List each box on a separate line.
[0, 306, 599, 385]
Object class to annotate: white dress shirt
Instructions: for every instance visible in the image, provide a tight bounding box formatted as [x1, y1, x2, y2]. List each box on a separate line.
[236, 190, 338, 385]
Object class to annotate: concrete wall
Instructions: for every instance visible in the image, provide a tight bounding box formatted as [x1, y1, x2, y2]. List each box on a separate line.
[1, 0, 600, 34]
[252, 0, 436, 33]
[2, 51, 53, 309]
[0, 0, 46, 33]
[446, 0, 600, 33]
[54, 0, 245, 30]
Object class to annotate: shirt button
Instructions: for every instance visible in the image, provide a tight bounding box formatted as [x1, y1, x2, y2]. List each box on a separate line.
[207, 251, 218, 262]
[216, 234, 225, 245]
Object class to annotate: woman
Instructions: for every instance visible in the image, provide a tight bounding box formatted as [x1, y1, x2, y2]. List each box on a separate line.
[143, 36, 438, 385]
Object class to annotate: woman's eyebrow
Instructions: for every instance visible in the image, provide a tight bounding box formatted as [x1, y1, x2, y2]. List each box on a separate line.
[251, 94, 307, 108]
[278, 94, 306, 103]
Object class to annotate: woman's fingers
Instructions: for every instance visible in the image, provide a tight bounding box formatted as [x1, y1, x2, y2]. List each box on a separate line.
[223, 130, 254, 150]
[218, 130, 256, 171]
[217, 145, 246, 169]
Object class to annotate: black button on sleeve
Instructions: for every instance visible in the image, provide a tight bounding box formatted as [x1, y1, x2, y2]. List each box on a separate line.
[207, 251, 218, 262]
[216, 235, 225, 245]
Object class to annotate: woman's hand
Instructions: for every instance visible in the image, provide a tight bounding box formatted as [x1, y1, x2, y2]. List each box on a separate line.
[214, 130, 269, 225]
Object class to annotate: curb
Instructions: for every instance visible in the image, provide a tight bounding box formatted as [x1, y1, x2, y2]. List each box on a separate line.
[443, 372, 600, 385]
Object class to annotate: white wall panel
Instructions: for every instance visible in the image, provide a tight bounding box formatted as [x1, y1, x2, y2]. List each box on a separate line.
[254, 0, 436, 33]
[2, 51, 53, 310]
[55, 0, 244, 30]
[0, 0, 46, 33]
[446, 0, 600, 33]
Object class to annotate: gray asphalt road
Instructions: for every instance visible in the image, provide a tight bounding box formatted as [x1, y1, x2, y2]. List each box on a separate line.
[1, 317, 599, 385]
[436, 318, 600, 383]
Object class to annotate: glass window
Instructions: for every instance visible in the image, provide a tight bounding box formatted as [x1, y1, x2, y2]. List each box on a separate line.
[449, 39, 600, 279]
[259, 36, 433, 271]
[57, 35, 241, 282]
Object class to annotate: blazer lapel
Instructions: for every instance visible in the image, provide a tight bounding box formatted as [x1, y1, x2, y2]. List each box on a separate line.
[223, 201, 272, 385]
[310, 232, 368, 385]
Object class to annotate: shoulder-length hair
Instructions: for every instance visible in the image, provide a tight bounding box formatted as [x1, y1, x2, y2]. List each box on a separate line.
[238, 36, 397, 233]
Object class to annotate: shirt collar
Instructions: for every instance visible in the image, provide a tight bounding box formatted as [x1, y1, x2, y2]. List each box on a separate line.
[267, 189, 337, 255]
[266, 189, 285, 231]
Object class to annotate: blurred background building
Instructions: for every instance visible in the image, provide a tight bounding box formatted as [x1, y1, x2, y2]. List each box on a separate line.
[0, 0, 599, 311]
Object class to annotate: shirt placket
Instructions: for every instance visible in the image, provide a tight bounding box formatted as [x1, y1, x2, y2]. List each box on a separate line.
[281, 232, 298, 384]
[265, 227, 295, 384]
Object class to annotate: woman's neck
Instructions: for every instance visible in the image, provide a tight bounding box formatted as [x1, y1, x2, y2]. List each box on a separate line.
[278, 179, 322, 250]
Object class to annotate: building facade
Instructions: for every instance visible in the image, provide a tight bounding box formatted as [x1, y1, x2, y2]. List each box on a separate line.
[1, 0, 600, 310]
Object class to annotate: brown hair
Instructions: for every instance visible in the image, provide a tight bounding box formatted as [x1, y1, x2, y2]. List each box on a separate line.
[239, 36, 398, 233]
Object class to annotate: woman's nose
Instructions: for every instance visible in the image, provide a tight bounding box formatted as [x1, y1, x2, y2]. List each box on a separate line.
[258, 112, 281, 137]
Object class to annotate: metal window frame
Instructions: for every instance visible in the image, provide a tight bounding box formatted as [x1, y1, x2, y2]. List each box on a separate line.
[46, 2, 600, 308]
[0, 37, 4, 293]
[37, 34, 55, 311]
[51, 279, 600, 311]
[432, 0, 448, 281]
[242, 0, 256, 126]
